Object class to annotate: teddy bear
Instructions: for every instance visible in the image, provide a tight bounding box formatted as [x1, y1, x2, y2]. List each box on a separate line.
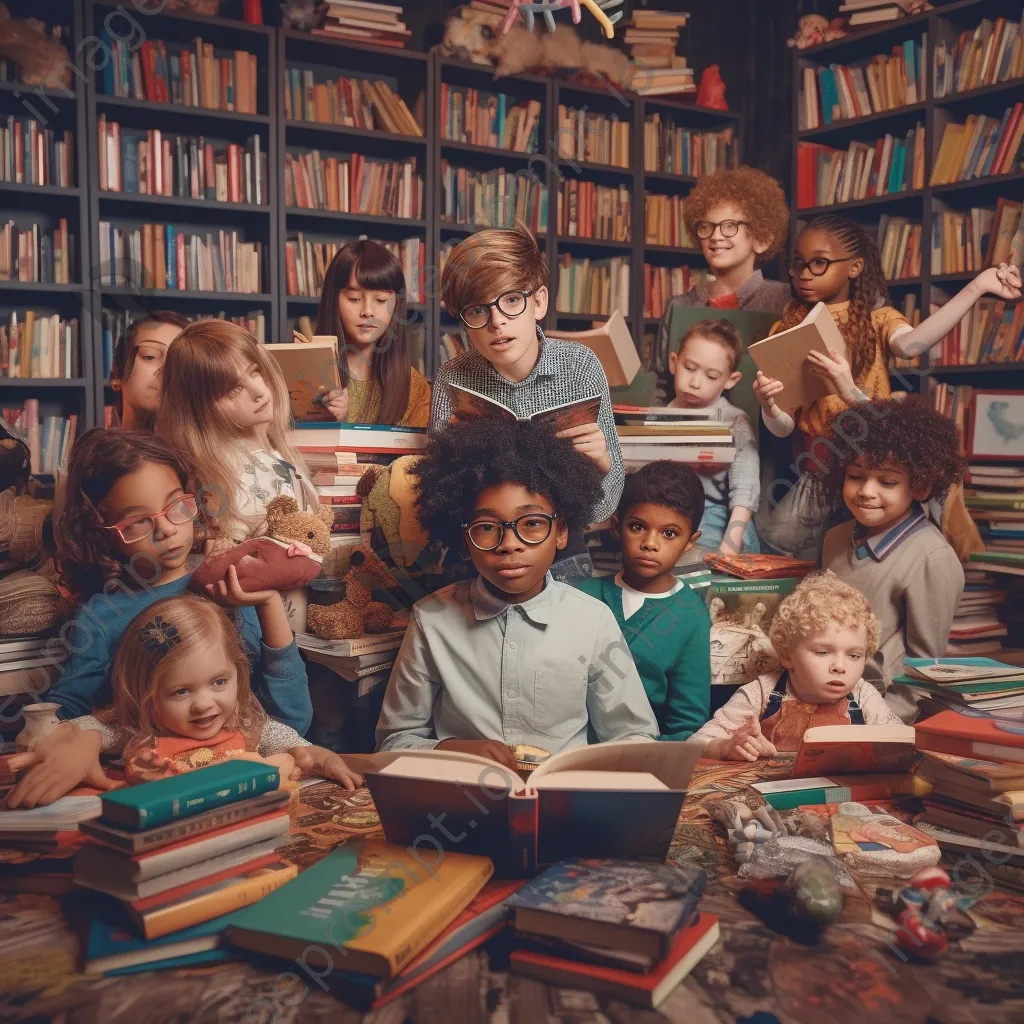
[190, 496, 334, 594]
[787, 14, 847, 49]
[440, 6, 502, 66]
[306, 542, 398, 641]
[0, 4, 72, 88]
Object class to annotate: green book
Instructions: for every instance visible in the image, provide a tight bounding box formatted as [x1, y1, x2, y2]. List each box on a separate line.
[964, 496, 1024, 511]
[100, 761, 280, 831]
[969, 551, 1024, 566]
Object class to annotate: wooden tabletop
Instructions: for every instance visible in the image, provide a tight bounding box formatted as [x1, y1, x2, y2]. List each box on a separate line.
[2, 757, 1024, 1024]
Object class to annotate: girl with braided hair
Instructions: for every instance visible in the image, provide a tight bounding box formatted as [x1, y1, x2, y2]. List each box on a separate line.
[751, 214, 1020, 558]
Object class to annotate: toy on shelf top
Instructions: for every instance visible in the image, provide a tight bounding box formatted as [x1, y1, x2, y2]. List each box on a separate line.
[502, 1, 623, 41]
[0, 3, 73, 88]
[787, 14, 847, 50]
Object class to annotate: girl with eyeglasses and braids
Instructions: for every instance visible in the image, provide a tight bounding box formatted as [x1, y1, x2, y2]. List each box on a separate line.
[752, 214, 1020, 559]
[5, 430, 313, 809]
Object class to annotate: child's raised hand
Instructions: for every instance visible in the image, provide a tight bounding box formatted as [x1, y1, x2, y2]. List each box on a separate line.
[806, 348, 858, 403]
[721, 717, 777, 762]
[974, 263, 1022, 301]
[324, 388, 349, 422]
[204, 564, 278, 609]
[752, 371, 785, 414]
[557, 423, 611, 474]
[291, 744, 364, 791]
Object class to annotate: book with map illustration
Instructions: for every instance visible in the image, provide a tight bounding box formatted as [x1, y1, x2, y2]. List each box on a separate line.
[447, 383, 601, 433]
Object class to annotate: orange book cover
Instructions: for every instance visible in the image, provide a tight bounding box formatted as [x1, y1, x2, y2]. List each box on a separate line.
[794, 724, 918, 776]
[915, 710, 1024, 763]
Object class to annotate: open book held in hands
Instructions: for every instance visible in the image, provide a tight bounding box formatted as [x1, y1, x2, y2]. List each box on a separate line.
[347, 741, 703, 875]
[264, 336, 341, 422]
[747, 302, 846, 414]
[448, 383, 601, 434]
[546, 310, 639, 388]
[793, 724, 918, 777]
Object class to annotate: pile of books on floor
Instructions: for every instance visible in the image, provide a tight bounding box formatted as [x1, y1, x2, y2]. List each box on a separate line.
[76, 761, 295, 976]
[613, 404, 735, 469]
[623, 10, 694, 96]
[314, 2, 411, 48]
[912, 705, 1024, 893]
[295, 626, 405, 696]
[507, 858, 718, 1010]
[898, 656, 1024, 715]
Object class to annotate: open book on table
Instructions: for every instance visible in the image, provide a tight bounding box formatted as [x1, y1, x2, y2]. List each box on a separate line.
[347, 741, 703, 875]
[447, 383, 601, 434]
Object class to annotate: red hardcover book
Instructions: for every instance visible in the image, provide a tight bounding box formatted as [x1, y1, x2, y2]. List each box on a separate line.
[510, 914, 720, 1010]
[989, 102, 1022, 177]
[915, 711, 1024, 764]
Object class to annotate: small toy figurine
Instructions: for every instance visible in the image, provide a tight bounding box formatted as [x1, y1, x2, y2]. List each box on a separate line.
[503, 0, 623, 40]
[696, 65, 728, 111]
[883, 866, 977, 961]
[787, 14, 847, 49]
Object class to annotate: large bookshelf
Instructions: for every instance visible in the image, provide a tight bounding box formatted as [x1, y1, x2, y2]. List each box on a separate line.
[2, 1, 742, 427]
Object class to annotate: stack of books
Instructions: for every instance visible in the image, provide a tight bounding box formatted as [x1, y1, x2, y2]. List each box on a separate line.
[0, 119, 74, 188]
[913, 709, 1024, 891]
[623, 10, 694, 95]
[555, 255, 630, 317]
[284, 69, 422, 137]
[441, 86, 542, 154]
[839, 0, 917, 28]
[295, 628, 406, 695]
[97, 120, 266, 206]
[0, 218, 74, 286]
[285, 151, 423, 219]
[556, 106, 630, 167]
[899, 656, 1024, 714]
[508, 858, 717, 1010]
[314, 1, 411, 47]
[877, 215, 921, 281]
[948, 579, 1011, 657]
[75, 762, 296, 973]
[2, 399, 77, 474]
[933, 14, 1024, 99]
[798, 36, 925, 131]
[614, 405, 734, 468]
[0, 311, 80, 380]
[703, 552, 816, 580]
[0, 793, 100, 851]
[796, 125, 925, 209]
[929, 103, 1024, 186]
[645, 195, 693, 248]
[642, 116, 737, 176]
[284, 235, 424, 303]
[440, 163, 546, 235]
[643, 265, 693, 319]
[557, 181, 631, 242]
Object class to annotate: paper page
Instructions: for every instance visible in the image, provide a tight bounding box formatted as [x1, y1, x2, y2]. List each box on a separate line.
[530, 740, 703, 791]
[349, 750, 525, 793]
[448, 383, 517, 423]
[531, 770, 667, 791]
[529, 395, 601, 432]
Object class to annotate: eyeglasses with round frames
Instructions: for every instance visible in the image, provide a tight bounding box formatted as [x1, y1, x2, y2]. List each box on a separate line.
[459, 290, 535, 330]
[104, 494, 199, 544]
[463, 512, 556, 551]
[694, 219, 749, 240]
[787, 255, 857, 277]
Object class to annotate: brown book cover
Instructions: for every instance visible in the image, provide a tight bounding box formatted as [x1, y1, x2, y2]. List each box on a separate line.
[448, 383, 601, 433]
[265, 337, 341, 421]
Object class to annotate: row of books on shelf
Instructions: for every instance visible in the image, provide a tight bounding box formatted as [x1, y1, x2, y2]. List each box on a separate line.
[556, 105, 630, 168]
[795, 125, 924, 209]
[97, 120, 266, 206]
[644, 264, 692, 320]
[1, 400, 77, 474]
[933, 13, 1024, 99]
[877, 215, 921, 281]
[642, 118, 736, 177]
[0, 219, 74, 286]
[556, 181, 631, 243]
[286, 152, 423, 220]
[440, 85, 541, 154]
[555, 255, 629, 318]
[798, 36, 926, 131]
[99, 222, 264, 295]
[930, 299, 1024, 366]
[283, 69, 422, 137]
[930, 103, 1024, 186]
[99, 33, 259, 115]
[644, 195, 692, 249]
[284, 235, 424, 303]
[315, 0, 412, 48]
[440, 165, 546, 235]
[0, 313, 79, 380]
[0, 120, 74, 190]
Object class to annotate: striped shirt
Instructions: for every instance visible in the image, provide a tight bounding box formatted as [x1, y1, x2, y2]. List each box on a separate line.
[852, 503, 929, 561]
[430, 328, 625, 522]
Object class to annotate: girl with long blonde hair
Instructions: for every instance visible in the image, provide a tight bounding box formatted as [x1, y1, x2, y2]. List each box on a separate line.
[156, 320, 318, 546]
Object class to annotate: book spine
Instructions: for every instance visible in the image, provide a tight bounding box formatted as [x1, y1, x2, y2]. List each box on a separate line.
[761, 783, 896, 811]
[507, 793, 538, 875]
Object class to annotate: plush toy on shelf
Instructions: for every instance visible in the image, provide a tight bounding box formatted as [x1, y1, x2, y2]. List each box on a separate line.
[0, 3, 72, 88]
[787, 13, 847, 49]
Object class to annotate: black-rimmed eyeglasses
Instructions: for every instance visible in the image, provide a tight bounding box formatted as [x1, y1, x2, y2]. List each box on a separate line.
[463, 512, 556, 551]
[694, 219, 749, 240]
[459, 290, 535, 330]
[787, 255, 856, 277]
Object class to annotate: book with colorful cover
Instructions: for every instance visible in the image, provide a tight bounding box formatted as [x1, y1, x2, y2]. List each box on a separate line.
[702, 552, 816, 580]
[793, 724, 919, 777]
[918, 750, 1024, 793]
[902, 657, 1024, 684]
[829, 802, 939, 863]
[914, 709, 1024, 764]
[227, 840, 494, 979]
[752, 773, 931, 811]
[705, 575, 800, 631]
[507, 858, 706, 960]
[289, 422, 428, 453]
[509, 913, 720, 1010]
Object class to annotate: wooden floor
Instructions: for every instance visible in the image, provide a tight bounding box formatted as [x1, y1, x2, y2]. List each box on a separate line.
[3, 759, 1024, 1023]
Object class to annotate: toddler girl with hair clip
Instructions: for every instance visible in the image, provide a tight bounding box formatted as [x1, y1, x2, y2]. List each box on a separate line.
[76, 594, 361, 788]
[156, 320, 319, 550]
[753, 214, 1020, 559]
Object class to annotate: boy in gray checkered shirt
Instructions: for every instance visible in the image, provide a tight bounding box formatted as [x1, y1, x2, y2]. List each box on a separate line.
[431, 226, 624, 581]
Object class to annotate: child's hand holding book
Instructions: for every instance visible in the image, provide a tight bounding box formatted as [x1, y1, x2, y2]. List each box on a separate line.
[556, 422, 611, 474]
[753, 371, 786, 418]
[322, 387, 349, 422]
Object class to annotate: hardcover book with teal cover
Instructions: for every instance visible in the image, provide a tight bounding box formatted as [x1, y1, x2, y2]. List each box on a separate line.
[99, 761, 280, 831]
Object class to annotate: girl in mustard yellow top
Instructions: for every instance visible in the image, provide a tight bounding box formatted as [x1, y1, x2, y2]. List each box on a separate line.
[752, 214, 1021, 559]
[315, 239, 431, 428]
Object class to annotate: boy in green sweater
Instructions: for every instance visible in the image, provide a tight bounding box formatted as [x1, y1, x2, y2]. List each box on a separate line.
[576, 461, 712, 739]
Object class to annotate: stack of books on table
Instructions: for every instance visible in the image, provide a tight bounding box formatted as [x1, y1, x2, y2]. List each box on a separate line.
[897, 656, 1024, 714]
[295, 628, 406, 696]
[0, 792, 101, 850]
[507, 858, 718, 1010]
[314, 1, 411, 48]
[613, 405, 734, 468]
[74, 761, 296, 974]
[912, 708, 1024, 893]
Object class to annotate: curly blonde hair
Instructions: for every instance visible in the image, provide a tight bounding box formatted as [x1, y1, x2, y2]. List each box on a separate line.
[683, 166, 789, 265]
[769, 571, 880, 660]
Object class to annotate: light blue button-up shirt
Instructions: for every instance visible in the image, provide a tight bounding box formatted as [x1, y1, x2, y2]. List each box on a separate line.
[376, 574, 660, 753]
